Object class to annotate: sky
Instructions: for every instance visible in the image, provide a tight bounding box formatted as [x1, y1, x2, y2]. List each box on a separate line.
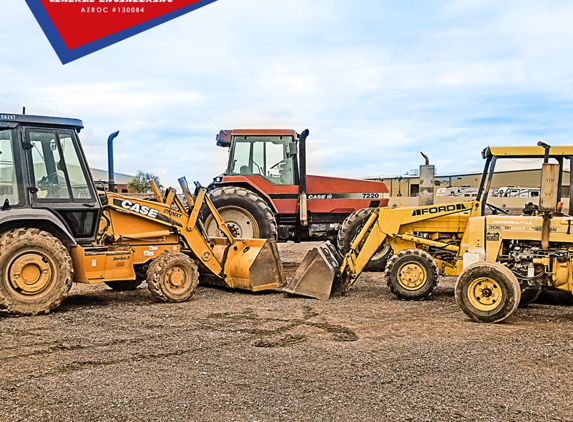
[2, 0, 573, 188]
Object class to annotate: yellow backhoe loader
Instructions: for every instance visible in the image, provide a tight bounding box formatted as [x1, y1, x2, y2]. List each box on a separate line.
[0, 113, 284, 315]
[287, 142, 573, 323]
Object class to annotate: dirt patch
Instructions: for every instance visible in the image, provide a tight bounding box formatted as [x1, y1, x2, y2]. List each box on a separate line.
[1, 241, 573, 421]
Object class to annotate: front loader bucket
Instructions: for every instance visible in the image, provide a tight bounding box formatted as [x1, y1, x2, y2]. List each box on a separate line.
[283, 241, 342, 300]
[223, 238, 286, 292]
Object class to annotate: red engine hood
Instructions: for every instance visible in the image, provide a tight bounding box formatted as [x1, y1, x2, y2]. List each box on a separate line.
[306, 175, 388, 194]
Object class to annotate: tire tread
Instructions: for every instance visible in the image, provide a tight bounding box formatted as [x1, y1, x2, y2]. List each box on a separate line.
[0, 228, 73, 315]
[385, 248, 439, 300]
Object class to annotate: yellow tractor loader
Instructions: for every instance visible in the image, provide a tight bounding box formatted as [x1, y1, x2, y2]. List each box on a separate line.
[288, 142, 573, 323]
[0, 113, 284, 315]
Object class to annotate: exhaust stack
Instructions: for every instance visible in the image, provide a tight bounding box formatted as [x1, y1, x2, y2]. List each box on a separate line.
[107, 131, 120, 192]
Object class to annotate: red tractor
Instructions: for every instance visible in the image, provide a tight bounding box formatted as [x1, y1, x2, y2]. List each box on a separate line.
[204, 129, 390, 269]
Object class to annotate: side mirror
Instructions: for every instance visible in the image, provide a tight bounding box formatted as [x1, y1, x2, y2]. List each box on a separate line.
[287, 142, 297, 158]
[216, 130, 231, 147]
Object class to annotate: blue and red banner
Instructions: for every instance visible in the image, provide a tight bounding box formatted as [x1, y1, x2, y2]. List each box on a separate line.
[25, 0, 218, 64]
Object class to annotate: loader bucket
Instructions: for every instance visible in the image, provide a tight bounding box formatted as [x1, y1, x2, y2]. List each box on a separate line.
[223, 238, 286, 291]
[283, 241, 342, 300]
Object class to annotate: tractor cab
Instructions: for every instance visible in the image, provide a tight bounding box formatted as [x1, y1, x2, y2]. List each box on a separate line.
[217, 129, 299, 186]
[477, 144, 573, 215]
[210, 128, 388, 242]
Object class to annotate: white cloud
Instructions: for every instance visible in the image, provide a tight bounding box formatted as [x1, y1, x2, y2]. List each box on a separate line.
[3, 0, 573, 188]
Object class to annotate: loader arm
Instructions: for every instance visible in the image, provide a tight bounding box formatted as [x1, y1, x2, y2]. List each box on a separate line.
[285, 200, 481, 299]
[104, 179, 285, 292]
[105, 189, 225, 277]
[339, 201, 481, 290]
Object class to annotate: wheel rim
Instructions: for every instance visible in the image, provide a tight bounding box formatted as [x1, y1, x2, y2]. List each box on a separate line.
[7, 252, 56, 297]
[467, 277, 502, 311]
[372, 241, 391, 260]
[396, 262, 427, 291]
[164, 265, 191, 296]
[205, 206, 260, 238]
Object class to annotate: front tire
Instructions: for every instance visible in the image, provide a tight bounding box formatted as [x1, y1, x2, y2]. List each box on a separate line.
[455, 262, 520, 323]
[204, 186, 277, 239]
[147, 252, 199, 302]
[0, 228, 73, 315]
[337, 208, 391, 272]
[385, 249, 439, 300]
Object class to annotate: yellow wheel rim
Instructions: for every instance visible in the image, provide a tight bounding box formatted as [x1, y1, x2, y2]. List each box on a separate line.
[8, 253, 55, 296]
[467, 277, 502, 311]
[165, 265, 191, 295]
[397, 262, 427, 291]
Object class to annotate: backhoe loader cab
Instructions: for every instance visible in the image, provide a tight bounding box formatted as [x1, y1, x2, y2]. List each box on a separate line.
[0, 114, 101, 244]
[288, 143, 573, 323]
[0, 113, 285, 316]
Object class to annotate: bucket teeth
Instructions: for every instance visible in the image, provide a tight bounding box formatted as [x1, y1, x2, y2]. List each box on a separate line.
[283, 241, 342, 300]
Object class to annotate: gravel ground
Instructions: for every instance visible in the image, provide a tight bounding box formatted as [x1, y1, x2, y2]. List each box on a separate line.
[2, 242, 573, 422]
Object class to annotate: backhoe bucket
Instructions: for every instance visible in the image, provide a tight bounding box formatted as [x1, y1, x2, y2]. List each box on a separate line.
[223, 238, 286, 291]
[283, 241, 342, 300]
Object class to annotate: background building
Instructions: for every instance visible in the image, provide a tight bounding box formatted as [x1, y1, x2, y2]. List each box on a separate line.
[90, 168, 134, 193]
[377, 168, 570, 198]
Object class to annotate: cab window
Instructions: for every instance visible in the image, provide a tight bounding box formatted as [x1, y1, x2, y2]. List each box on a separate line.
[229, 135, 294, 185]
[0, 129, 20, 206]
[28, 129, 93, 201]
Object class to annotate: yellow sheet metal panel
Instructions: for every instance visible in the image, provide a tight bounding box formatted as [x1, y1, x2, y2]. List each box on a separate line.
[104, 206, 180, 246]
[131, 244, 180, 265]
[70, 245, 88, 283]
[409, 214, 469, 234]
[83, 250, 136, 283]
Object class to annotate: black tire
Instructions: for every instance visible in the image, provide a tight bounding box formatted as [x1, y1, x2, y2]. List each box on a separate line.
[0, 228, 73, 315]
[337, 208, 391, 272]
[147, 252, 199, 302]
[518, 287, 542, 308]
[204, 186, 277, 239]
[455, 262, 520, 323]
[385, 249, 439, 300]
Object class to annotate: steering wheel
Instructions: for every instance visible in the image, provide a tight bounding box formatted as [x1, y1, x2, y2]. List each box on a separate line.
[486, 203, 509, 215]
[38, 172, 62, 189]
[270, 159, 286, 170]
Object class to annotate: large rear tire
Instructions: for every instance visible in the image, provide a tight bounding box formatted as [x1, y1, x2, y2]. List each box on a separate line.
[204, 186, 277, 239]
[455, 262, 520, 323]
[147, 252, 199, 302]
[0, 228, 73, 315]
[385, 249, 439, 300]
[337, 208, 391, 272]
